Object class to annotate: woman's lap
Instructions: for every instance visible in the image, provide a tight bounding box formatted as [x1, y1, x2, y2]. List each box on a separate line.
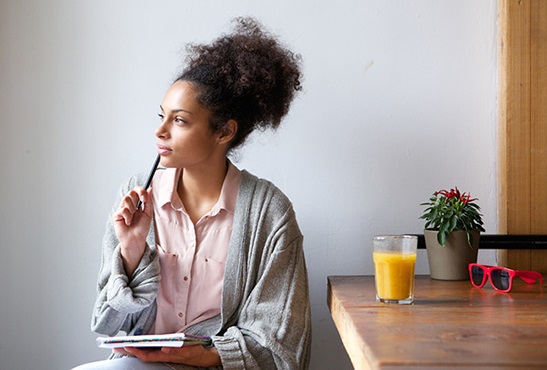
[72, 356, 171, 370]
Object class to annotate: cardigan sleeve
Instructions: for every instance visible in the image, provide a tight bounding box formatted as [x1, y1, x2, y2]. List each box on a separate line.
[90, 175, 160, 336]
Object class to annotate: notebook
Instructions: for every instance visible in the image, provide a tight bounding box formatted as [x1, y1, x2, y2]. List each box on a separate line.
[96, 333, 212, 349]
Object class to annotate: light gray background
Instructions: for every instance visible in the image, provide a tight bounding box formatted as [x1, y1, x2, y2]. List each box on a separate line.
[1, 1, 498, 369]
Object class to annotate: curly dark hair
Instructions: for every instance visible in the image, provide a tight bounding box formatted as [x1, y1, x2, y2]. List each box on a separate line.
[176, 17, 303, 150]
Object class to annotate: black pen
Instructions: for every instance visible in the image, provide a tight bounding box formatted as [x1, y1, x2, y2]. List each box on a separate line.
[136, 154, 161, 210]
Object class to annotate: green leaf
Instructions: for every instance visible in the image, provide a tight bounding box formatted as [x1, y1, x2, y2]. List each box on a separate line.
[438, 231, 447, 246]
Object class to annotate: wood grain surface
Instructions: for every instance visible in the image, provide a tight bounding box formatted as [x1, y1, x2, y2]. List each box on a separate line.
[328, 275, 547, 369]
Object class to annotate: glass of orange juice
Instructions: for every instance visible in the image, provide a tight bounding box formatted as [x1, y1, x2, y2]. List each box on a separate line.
[373, 235, 417, 304]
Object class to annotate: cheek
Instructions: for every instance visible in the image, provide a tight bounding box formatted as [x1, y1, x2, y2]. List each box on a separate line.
[171, 135, 210, 159]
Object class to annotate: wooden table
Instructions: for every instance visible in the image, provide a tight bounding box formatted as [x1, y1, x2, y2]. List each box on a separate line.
[328, 275, 547, 369]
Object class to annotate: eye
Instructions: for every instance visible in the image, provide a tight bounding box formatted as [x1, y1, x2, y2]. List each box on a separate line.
[158, 113, 164, 121]
[174, 117, 187, 125]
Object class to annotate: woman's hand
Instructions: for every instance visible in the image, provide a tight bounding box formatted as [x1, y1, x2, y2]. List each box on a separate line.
[113, 345, 222, 367]
[112, 186, 154, 276]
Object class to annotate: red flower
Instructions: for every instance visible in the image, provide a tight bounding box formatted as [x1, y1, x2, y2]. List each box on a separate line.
[461, 192, 478, 204]
[435, 187, 477, 204]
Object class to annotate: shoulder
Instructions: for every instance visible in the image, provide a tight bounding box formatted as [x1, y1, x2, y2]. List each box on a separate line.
[239, 170, 293, 211]
[237, 170, 301, 238]
[234, 171, 303, 253]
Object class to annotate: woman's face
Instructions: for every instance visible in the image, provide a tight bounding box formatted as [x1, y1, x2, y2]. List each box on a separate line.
[156, 80, 225, 169]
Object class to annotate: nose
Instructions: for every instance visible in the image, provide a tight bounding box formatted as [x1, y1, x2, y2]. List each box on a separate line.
[155, 119, 169, 139]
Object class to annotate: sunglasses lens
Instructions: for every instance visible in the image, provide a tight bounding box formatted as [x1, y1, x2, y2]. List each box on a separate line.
[491, 269, 510, 291]
[470, 265, 485, 286]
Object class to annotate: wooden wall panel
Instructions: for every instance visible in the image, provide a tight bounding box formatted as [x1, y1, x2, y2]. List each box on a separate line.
[498, 0, 547, 273]
[530, 0, 547, 271]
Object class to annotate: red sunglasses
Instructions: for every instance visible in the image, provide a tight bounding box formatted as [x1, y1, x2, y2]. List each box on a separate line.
[468, 263, 543, 292]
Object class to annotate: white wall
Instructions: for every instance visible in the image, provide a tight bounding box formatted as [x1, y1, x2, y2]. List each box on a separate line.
[0, 1, 498, 369]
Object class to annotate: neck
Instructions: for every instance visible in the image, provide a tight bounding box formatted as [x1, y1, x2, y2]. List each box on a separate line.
[177, 158, 229, 223]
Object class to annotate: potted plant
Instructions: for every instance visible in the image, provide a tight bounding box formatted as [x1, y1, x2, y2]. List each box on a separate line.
[420, 187, 485, 280]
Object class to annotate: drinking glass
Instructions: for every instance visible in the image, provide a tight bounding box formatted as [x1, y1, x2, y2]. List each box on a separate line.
[373, 235, 417, 304]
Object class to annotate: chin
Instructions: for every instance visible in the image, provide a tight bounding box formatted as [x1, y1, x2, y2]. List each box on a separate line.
[159, 157, 179, 168]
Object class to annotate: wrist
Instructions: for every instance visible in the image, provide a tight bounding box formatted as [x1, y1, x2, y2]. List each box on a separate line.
[205, 346, 222, 367]
[120, 242, 145, 276]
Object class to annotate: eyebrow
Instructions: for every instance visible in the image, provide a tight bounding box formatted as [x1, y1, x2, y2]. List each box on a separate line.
[159, 105, 193, 115]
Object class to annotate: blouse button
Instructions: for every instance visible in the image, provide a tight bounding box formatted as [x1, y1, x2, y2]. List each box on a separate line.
[183, 276, 188, 281]
[178, 312, 183, 318]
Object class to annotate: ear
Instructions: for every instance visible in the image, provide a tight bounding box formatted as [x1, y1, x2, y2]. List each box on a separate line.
[217, 119, 238, 145]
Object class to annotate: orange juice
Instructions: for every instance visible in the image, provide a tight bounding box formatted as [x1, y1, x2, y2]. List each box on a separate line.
[373, 251, 416, 301]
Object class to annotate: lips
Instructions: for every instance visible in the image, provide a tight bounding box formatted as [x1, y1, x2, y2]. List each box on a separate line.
[157, 144, 172, 155]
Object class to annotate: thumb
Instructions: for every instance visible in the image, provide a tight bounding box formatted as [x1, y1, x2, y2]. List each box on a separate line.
[161, 347, 173, 354]
[142, 187, 154, 216]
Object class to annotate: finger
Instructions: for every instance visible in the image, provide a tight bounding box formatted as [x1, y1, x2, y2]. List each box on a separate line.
[114, 189, 142, 224]
[124, 347, 173, 362]
[134, 186, 147, 199]
[142, 188, 154, 215]
[112, 347, 132, 356]
[126, 189, 142, 210]
[134, 186, 151, 211]
[113, 205, 135, 226]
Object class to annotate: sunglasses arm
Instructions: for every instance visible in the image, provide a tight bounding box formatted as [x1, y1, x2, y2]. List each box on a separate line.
[516, 270, 543, 285]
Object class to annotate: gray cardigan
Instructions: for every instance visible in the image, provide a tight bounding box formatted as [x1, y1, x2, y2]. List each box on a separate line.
[91, 170, 311, 370]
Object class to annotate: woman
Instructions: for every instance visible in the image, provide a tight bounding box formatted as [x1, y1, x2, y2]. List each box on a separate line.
[74, 17, 311, 370]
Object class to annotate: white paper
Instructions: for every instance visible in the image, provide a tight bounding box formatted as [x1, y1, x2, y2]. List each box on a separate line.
[96, 333, 211, 349]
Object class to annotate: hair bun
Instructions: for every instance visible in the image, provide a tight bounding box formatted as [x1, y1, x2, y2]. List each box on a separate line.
[178, 17, 302, 150]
